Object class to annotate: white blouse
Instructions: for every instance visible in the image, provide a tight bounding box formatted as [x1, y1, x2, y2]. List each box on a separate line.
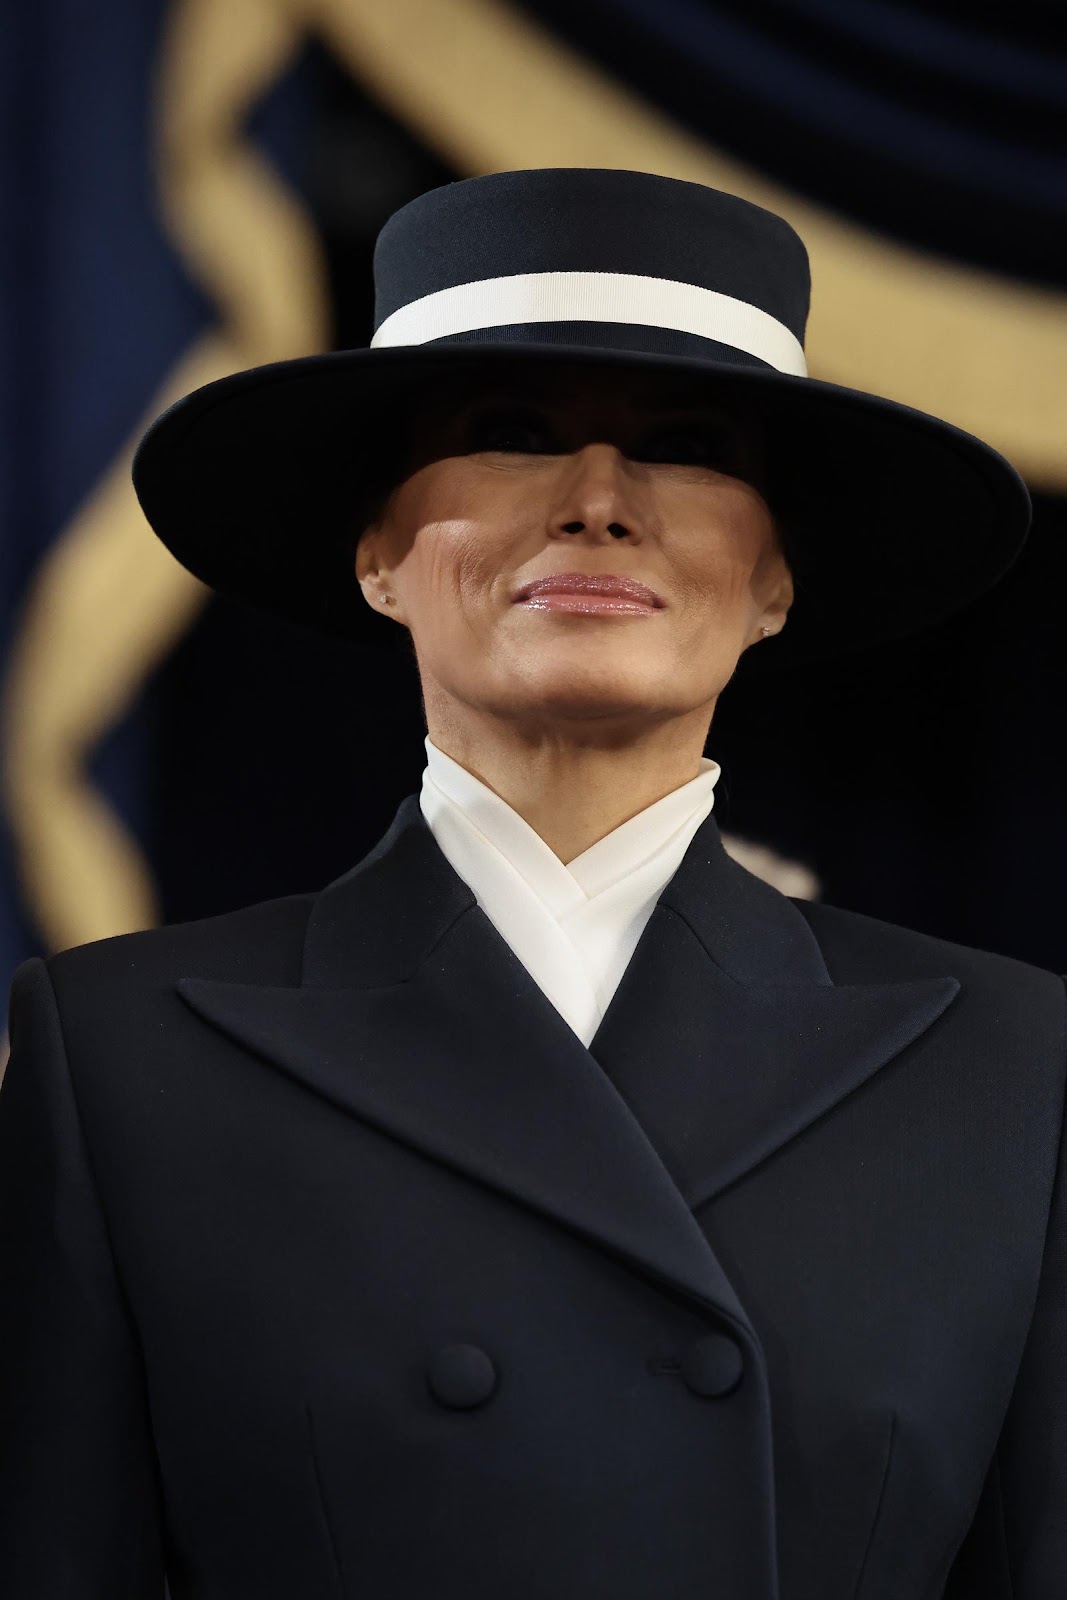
[418, 736, 721, 1047]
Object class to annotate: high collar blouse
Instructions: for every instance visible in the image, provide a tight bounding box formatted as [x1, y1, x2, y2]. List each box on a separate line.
[418, 736, 722, 1048]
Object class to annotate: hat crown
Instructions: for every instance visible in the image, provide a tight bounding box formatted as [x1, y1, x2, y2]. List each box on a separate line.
[370, 168, 811, 373]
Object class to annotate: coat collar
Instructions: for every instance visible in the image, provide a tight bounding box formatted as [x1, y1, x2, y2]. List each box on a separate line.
[177, 794, 958, 1344]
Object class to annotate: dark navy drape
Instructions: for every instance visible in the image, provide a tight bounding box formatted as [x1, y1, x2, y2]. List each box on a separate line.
[516, 0, 1066, 286]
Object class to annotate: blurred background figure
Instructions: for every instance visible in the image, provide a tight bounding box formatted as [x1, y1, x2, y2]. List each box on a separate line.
[1, 0, 1064, 1074]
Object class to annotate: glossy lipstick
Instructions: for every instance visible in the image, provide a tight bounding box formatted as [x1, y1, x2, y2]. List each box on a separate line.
[514, 572, 664, 616]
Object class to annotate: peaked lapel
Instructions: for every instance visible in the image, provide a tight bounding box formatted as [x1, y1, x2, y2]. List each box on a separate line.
[176, 793, 958, 1343]
[589, 826, 959, 1212]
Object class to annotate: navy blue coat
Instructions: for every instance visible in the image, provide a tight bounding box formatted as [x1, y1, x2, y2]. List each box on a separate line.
[1, 793, 1064, 1598]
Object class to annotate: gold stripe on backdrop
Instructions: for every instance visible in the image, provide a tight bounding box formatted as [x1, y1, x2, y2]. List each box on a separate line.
[313, 0, 1067, 491]
[0, 0, 330, 963]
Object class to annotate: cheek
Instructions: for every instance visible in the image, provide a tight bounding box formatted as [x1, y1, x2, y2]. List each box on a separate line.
[665, 483, 773, 609]
[422, 528, 500, 626]
[393, 474, 523, 629]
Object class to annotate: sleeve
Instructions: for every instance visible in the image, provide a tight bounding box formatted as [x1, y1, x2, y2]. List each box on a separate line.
[0, 955, 166, 1596]
[991, 971, 1067, 1595]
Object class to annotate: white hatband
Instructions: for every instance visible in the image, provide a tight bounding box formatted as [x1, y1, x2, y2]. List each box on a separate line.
[371, 270, 807, 376]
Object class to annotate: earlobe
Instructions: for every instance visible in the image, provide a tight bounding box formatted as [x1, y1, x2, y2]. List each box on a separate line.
[354, 522, 394, 599]
[354, 536, 386, 614]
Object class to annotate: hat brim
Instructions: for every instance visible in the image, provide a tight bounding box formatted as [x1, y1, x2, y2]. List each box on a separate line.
[131, 341, 1031, 672]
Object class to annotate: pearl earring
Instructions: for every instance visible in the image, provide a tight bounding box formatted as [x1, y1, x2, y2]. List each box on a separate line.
[760, 625, 772, 636]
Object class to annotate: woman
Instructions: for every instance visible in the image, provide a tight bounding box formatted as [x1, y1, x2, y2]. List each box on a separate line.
[0, 168, 1062, 1599]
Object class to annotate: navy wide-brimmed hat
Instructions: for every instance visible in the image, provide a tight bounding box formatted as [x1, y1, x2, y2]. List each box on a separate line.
[132, 167, 1031, 670]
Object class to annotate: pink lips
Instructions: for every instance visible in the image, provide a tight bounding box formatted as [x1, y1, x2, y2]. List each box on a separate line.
[514, 572, 664, 608]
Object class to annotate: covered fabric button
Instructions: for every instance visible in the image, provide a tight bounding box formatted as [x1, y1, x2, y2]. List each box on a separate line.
[679, 1332, 744, 1398]
[426, 1343, 498, 1409]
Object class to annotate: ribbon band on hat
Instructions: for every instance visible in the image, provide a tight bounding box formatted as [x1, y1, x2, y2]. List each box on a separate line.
[371, 270, 808, 376]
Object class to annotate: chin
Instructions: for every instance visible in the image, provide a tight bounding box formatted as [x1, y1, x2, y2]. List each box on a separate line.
[509, 670, 672, 720]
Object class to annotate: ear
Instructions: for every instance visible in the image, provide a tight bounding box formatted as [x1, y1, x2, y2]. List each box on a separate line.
[764, 559, 795, 632]
[354, 521, 391, 611]
[744, 548, 794, 651]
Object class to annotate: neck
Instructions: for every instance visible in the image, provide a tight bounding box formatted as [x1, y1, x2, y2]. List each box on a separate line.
[422, 697, 717, 863]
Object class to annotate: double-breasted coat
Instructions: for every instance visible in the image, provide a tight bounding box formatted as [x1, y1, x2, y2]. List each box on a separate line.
[0, 792, 1064, 1598]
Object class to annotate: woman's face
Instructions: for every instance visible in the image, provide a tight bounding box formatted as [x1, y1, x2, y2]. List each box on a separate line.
[355, 365, 793, 736]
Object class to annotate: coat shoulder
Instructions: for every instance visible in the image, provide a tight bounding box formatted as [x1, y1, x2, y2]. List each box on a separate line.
[43, 886, 318, 1000]
[790, 900, 1067, 1107]
[793, 893, 1065, 1013]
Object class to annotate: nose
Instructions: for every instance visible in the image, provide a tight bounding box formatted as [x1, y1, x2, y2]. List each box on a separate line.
[548, 441, 642, 543]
